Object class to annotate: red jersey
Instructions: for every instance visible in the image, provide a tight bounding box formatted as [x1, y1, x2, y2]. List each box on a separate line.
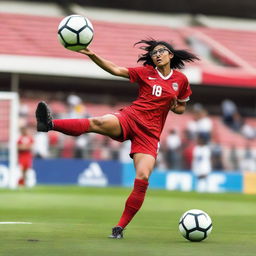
[123, 65, 192, 139]
[18, 135, 34, 163]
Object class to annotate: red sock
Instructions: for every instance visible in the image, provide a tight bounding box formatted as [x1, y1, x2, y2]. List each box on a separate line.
[52, 119, 90, 136]
[117, 178, 149, 229]
[18, 178, 25, 186]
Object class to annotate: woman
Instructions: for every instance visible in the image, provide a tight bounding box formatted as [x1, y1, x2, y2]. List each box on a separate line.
[36, 39, 199, 238]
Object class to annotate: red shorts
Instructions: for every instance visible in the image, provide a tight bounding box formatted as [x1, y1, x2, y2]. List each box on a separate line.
[18, 155, 33, 170]
[112, 110, 160, 159]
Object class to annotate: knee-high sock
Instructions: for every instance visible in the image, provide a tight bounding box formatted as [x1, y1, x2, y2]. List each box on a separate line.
[52, 119, 90, 136]
[117, 178, 149, 228]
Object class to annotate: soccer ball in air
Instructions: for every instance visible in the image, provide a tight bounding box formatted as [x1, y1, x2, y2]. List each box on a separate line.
[179, 209, 212, 242]
[58, 15, 94, 51]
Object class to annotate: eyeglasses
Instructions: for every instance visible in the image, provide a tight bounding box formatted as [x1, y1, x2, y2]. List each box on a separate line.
[150, 48, 171, 57]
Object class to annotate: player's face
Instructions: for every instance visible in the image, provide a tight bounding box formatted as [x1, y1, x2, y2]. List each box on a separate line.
[150, 45, 173, 67]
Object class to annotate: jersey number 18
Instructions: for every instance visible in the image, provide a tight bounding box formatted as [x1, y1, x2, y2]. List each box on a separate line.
[152, 85, 162, 97]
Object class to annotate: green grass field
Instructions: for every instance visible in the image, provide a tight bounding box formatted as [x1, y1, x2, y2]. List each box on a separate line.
[0, 186, 256, 256]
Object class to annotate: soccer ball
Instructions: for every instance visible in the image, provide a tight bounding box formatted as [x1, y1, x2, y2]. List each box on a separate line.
[179, 209, 212, 242]
[58, 15, 94, 51]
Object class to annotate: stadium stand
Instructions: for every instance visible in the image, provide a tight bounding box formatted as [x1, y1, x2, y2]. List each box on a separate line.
[197, 27, 256, 69]
[1, 12, 256, 85]
[0, 13, 183, 66]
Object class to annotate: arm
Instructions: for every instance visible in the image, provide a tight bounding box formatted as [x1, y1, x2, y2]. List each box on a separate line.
[171, 76, 190, 114]
[79, 48, 129, 78]
[170, 100, 186, 115]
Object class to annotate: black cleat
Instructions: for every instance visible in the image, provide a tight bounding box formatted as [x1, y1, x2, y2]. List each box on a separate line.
[35, 101, 53, 132]
[108, 226, 124, 239]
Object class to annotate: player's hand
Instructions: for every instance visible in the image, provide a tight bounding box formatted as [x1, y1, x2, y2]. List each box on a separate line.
[79, 48, 94, 56]
[170, 96, 178, 111]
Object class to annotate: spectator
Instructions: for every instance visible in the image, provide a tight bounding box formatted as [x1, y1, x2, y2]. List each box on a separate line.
[221, 99, 245, 133]
[187, 104, 212, 142]
[65, 94, 92, 158]
[101, 137, 112, 160]
[231, 112, 244, 132]
[109, 139, 121, 160]
[196, 108, 212, 142]
[66, 94, 85, 118]
[156, 149, 168, 171]
[211, 142, 223, 171]
[48, 132, 61, 158]
[240, 145, 256, 172]
[181, 129, 196, 170]
[18, 103, 29, 127]
[241, 123, 255, 140]
[221, 99, 237, 127]
[165, 129, 182, 169]
[33, 132, 49, 158]
[192, 134, 212, 192]
[186, 104, 202, 139]
[119, 140, 132, 163]
[228, 145, 240, 171]
[74, 134, 90, 158]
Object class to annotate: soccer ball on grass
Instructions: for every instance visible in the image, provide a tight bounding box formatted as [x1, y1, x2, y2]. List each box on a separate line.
[58, 15, 94, 51]
[179, 209, 212, 242]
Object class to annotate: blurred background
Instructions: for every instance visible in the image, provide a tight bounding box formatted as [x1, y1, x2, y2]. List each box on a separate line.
[0, 0, 256, 192]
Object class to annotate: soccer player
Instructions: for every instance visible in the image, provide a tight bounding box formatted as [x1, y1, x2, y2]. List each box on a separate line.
[17, 127, 34, 186]
[35, 39, 199, 238]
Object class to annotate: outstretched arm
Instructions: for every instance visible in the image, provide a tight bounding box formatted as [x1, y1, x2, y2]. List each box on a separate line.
[79, 48, 129, 78]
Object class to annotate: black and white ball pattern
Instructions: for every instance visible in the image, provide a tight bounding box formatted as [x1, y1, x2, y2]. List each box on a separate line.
[58, 15, 94, 51]
[179, 209, 212, 242]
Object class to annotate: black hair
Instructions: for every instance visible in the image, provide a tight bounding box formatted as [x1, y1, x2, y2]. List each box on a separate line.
[135, 38, 200, 69]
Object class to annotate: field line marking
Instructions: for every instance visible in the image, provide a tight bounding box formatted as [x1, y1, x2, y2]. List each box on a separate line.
[0, 222, 32, 224]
